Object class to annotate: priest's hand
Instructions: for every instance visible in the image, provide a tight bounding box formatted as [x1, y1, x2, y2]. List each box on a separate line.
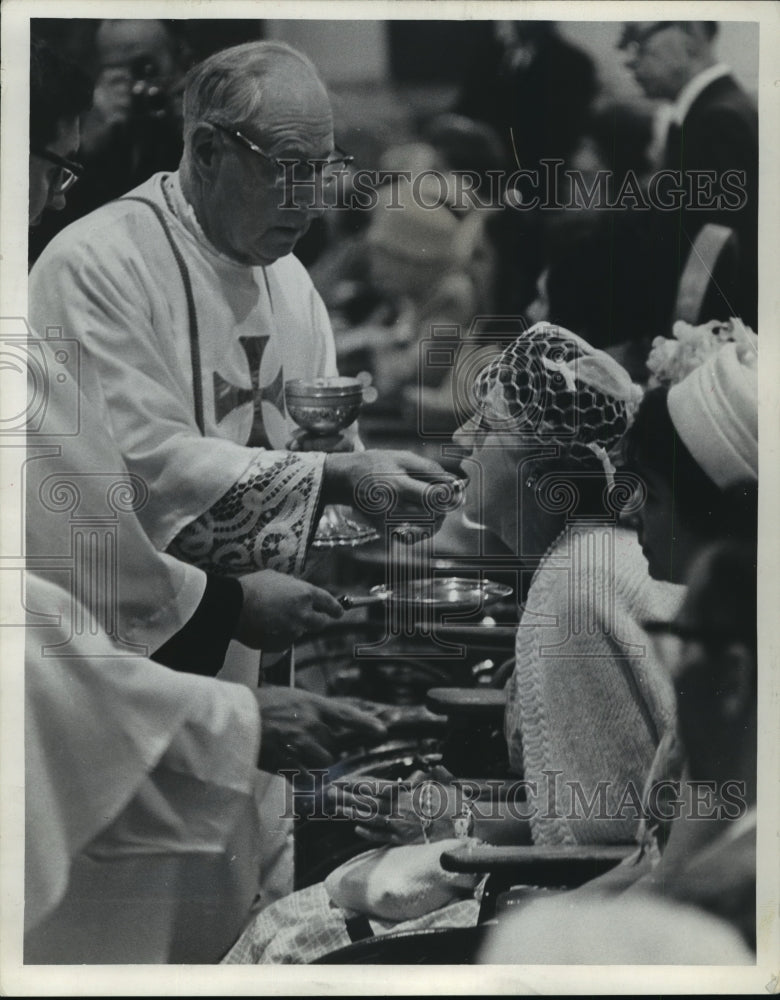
[322, 450, 461, 540]
[287, 427, 355, 453]
[236, 570, 343, 651]
[255, 687, 388, 772]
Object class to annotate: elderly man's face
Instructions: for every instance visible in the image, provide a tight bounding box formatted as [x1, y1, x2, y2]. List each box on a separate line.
[201, 70, 334, 266]
[621, 22, 694, 101]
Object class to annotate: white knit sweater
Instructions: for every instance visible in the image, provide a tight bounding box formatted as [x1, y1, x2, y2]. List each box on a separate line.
[505, 523, 686, 845]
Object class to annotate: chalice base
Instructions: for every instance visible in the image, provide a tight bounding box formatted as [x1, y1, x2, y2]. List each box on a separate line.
[312, 504, 379, 549]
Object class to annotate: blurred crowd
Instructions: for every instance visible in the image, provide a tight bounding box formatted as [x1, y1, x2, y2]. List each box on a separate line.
[30, 18, 757, 404]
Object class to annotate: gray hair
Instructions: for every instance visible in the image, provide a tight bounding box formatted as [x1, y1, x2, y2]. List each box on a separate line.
[182, 40, 323, 145]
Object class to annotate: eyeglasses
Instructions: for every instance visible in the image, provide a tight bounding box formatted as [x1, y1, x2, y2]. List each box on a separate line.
[469, 367, 518, 427]
[618, 22, 681, 55]
[31, 147, 84, 194]
[210, 122, 354, 186]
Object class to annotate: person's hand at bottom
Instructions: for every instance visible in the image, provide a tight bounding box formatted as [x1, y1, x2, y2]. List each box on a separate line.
[328, 777, 466, 845]
[254, 687, 388, 774]
[236, 569, 344, 650]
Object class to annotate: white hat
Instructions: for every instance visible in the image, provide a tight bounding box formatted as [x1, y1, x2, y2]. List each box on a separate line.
[667, 340, 758, 488]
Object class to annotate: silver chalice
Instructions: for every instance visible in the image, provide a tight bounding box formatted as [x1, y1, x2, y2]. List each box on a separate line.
[285, 375, 379, 548]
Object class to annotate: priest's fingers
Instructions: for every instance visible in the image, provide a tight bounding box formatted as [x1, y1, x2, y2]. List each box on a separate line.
[314, 695, 388, 741]
[237, 572, 343, 649]
[309, 588, 346, 618]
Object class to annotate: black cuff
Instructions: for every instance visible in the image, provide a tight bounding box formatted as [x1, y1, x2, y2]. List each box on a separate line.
[152, 575, 243, 676]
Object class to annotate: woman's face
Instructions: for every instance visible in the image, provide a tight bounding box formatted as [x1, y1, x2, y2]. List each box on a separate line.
[454, 415, 520, 548]
[453, 390, 556, 557]
[635, 466, 704, 583]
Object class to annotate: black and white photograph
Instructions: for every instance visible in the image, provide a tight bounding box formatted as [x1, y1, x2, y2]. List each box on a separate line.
[1, 0, 778, 993]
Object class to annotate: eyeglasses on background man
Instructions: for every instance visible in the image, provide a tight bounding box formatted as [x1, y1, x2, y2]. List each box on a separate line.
[30, 147, 84, 195]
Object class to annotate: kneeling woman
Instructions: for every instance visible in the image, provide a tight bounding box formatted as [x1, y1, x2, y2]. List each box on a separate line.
[454, 322, 685, 846]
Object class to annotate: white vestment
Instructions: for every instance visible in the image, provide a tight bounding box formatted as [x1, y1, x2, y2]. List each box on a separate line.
[24, 574, 262, 961]
[28, 171, 335, 577]
[19, 330, 205, 657]
[28, 174, 333, 899]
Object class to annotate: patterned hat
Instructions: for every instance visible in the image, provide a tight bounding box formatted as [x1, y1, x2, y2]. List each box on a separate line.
[472, 322, 643, 482]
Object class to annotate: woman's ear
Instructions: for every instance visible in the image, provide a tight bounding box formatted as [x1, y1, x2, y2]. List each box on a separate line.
[189, 124, 220, 181]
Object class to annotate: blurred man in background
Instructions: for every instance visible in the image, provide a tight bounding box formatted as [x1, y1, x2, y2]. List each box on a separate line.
[28, 19, 188, 262]
[455, 21, 598, 313]
[620, 21, 758, 327]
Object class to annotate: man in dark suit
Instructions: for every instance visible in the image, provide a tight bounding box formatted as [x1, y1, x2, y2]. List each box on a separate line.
[620, 21, 758, 327]
[455, 21, 598, 313]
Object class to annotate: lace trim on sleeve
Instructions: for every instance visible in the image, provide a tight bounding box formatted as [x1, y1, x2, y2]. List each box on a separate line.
[168, 451, 325, 576]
